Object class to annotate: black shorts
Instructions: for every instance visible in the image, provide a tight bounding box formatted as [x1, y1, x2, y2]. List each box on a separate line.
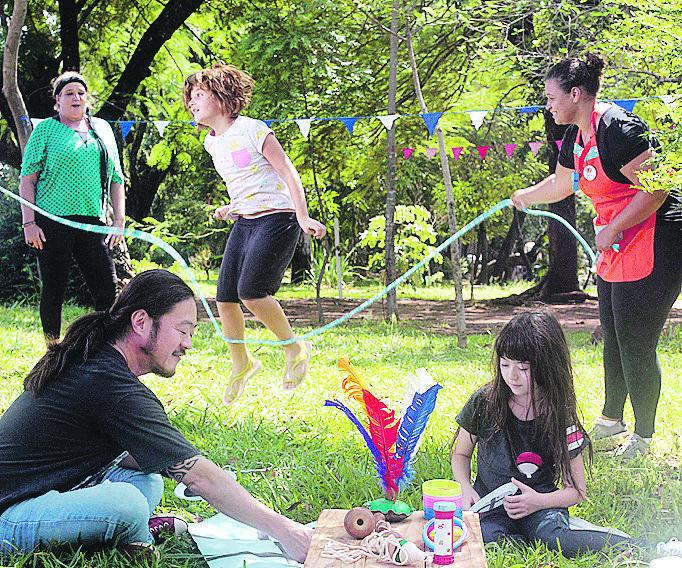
[216, 212, 301, 303]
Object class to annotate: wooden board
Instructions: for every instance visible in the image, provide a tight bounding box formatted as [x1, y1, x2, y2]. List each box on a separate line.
[304, 510, 487, 568]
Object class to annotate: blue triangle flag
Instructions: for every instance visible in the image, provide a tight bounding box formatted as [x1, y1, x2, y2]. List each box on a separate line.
[263, 119, 274, 128]
[613, 99, 637, 113]
[421, 112, 443, 136]
[338, 117, 359, 135]
[518, 105, 540, 114]
[119, 121, 134, 140]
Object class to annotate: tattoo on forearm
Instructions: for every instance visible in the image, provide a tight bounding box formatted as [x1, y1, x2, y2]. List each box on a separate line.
[166, 455, 200, 483]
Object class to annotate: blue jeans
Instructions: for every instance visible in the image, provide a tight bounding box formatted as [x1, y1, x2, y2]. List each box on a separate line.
[0, 463, 163, 557]
[480, 507, 632, 558]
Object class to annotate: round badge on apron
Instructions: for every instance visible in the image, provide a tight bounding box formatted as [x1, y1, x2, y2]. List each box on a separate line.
[583, 164, 597, 181]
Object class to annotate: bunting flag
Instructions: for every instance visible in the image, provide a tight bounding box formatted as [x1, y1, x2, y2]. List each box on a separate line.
[425, 147, 437, 159]
[613, 99, 637, 113]
[467, 110, 487, 130]
[338, 117, 360, 135]
[378, 114, 399, 130]
[528, 141, 543, 156]
[119, 121, 134, 140]
[555, 139, 563, 151]
[263, 119, 274, 128]
[504, 143, 517, 158]
[451, 147, 463, 160]
[154, 121, 170, 137]
[295, 118, 312, 139]
[518, 105, 541, 114]
[660, 95, 678, 108]
[477, 146, 491, 160]
[421, 112, 443, 136]
[403, 147, 414, 159]
[30, 118, 45, 129]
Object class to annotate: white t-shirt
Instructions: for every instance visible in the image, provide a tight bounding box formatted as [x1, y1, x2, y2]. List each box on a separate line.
[203, 116, 295, 218]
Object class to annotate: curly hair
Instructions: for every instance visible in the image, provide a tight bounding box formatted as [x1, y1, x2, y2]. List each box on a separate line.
[183, 63, 254, 121]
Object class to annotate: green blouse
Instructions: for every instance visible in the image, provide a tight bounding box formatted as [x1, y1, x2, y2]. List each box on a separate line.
[20, 118, 123, 217]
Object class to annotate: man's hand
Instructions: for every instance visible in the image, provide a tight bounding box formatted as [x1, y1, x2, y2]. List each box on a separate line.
[273, 521, 313, 563]
[503, 478, 543, 519]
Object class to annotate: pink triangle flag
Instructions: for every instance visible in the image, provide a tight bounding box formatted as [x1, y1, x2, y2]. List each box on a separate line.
[504, 143, 517, 159]
[555, 139, 563, 150]
[403, 147, 414, 159]
[451, 147, 463, 160]
[477, 146, 491, 160]
[528, 141, 543, 156]
[425, 147, 437, 159]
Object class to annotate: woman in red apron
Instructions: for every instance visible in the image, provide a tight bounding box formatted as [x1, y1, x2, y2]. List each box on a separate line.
[511, 53, 682, 460]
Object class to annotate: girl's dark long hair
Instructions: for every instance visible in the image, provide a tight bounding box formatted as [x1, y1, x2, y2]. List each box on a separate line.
[25, 270, 194, 394]
[487, 311, 591, 489]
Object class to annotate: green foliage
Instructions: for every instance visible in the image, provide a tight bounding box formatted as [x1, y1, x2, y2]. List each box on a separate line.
[0, 192, 39, 302]
[359, 204, 443, 285]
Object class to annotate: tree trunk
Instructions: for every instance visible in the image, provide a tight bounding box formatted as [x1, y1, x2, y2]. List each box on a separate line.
[58, 0, 80, 71]
[291, 232, 312, 283]
[404, 10, 466, 347]
[384, 0, 399, 321]
[97, 0, 204, 120]
[2, 0, 31, 154]
[492, 209, 526, 281]
[540, 111, 583, 301]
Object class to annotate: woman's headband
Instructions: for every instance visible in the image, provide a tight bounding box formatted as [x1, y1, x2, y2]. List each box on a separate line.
[53, 76, 88, 97]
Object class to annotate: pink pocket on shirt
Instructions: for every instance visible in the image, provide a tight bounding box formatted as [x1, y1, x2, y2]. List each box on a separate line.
[231, 148, 251, 168]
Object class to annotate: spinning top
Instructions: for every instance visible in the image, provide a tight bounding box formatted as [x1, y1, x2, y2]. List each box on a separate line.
[344, 507, 376, 539]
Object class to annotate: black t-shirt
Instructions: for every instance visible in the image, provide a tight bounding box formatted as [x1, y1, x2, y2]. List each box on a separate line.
[558, 104, 680, 223]
[455, 387, 586, 497]
[0, 345, 199, 513]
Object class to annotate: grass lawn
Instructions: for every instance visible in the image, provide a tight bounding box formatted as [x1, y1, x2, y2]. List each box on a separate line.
[0, 302, 680, 567]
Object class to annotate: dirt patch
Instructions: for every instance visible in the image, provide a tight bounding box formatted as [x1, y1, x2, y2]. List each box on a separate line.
[199, 297, 682, 335]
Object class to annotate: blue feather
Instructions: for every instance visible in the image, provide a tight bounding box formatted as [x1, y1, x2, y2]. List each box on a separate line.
[324, 399, 388, 486]
[395, 384, 442, 486]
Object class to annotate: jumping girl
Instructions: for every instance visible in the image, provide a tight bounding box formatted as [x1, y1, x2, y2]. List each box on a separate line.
[183, 63, 326, 405]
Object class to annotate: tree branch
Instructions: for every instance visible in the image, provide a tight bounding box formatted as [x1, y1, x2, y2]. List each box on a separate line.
[96, 0, 204, 120]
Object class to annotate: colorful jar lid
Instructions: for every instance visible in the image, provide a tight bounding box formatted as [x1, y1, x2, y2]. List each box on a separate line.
[422, 479, 461, 497]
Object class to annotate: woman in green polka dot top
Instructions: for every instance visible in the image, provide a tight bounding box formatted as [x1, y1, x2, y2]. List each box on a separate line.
[18, 72, 126, 343]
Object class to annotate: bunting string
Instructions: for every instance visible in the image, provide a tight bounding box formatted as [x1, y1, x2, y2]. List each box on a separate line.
[22, 93, 680, 144]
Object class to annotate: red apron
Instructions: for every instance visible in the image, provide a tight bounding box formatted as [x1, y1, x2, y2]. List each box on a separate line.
[574, 105, 656, 282]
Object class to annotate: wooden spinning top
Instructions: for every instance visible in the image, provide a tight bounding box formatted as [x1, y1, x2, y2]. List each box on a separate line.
[344, 507, 376, 539]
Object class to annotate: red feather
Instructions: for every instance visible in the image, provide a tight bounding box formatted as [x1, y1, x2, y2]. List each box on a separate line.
[362, 389, 401, 498]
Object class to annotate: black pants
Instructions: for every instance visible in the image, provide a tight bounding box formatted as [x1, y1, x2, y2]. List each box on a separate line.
[481, 507, 631, 558]
[598, 221, 682, 438]
[216, 213, 301, 303]
[35, 214, 117, 339]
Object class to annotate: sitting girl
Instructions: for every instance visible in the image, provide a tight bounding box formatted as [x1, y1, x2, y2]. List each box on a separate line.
[451, 311, 631, 557]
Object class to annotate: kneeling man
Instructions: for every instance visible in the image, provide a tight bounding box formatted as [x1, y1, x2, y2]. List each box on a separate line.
[0, 269, 311, 562]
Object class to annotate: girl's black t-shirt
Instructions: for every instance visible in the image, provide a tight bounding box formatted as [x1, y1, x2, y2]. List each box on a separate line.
[455, 386, 587, 498]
